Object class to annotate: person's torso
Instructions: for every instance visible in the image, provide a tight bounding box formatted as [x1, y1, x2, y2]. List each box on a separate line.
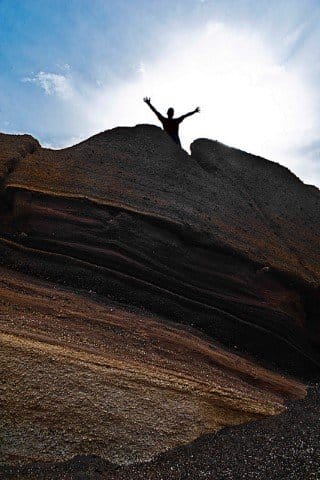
[161, 118, 179, 135]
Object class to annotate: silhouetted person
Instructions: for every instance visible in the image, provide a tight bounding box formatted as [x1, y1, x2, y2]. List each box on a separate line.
[143, 97, 200, 147]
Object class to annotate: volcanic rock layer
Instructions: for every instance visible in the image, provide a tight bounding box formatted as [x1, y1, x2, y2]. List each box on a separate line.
[0, 125, 319, 466]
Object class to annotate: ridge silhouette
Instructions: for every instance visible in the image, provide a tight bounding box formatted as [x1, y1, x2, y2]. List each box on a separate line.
[143, 97, 200, 147]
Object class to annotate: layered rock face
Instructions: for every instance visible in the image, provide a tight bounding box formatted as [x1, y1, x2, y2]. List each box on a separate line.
[0, 125, 319, 466]
[1, 267, 306, 464]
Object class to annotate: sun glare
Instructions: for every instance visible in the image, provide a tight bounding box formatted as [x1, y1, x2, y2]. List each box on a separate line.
[85, 22, 315, 173]
[39, 21, 318, 184]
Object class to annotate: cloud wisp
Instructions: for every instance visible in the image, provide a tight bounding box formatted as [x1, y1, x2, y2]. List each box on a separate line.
[23, 72, 74, 100]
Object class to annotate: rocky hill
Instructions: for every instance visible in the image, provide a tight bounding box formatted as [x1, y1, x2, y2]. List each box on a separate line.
[0, 125, 319, 477]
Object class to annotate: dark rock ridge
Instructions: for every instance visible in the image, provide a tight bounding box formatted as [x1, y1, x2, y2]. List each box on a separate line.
[0, 125, 319, 467]
[0, 125, 319, 373]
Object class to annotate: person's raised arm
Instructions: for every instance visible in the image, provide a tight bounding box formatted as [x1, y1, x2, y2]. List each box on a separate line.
[143, 97, 164, 122]
[177, 106, 200, 123]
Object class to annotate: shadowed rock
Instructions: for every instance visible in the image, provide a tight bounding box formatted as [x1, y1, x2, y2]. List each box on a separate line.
[0, 125, 319, 371]
[0, 125, 318, 466]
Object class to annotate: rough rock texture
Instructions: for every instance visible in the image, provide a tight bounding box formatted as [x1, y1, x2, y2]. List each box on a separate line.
[0, 125, 319, 472]
[1, 125, 319, 372]
[3, 383, 319, 480]
[0, 267, 305, 465]
[4, 127, 319, 284]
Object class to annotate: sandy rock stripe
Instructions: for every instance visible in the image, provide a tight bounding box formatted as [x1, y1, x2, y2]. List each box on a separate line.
[1, 266, 305, 465]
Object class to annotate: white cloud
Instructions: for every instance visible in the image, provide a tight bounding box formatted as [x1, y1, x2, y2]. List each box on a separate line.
[137, 61, 146, 75]
[23, 72, 74, 99]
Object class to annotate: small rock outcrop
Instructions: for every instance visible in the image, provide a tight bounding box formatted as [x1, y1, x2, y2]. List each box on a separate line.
[0, 125, 319, 466]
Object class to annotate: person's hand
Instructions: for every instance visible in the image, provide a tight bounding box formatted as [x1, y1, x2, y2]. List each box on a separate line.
[143, 97, 151, 104]
[195, 106, 200, 113]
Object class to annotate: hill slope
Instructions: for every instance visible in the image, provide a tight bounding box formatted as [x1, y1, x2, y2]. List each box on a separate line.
[0, 125, 319, 468]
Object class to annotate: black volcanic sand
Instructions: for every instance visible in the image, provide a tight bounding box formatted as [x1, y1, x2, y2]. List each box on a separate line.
[2, 383, 320, 480]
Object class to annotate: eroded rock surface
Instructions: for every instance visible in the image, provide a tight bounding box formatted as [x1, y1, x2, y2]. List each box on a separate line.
[0, 267, 306, 464]
[0, 125, 319, 466]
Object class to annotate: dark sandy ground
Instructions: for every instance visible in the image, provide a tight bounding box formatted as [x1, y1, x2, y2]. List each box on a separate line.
[1, 383, 319, 480]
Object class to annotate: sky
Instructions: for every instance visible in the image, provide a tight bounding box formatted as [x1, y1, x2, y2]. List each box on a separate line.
[0, 0, 320, 187]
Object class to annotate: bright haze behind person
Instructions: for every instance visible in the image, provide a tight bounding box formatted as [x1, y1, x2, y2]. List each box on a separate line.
[143, 97, 200, 147]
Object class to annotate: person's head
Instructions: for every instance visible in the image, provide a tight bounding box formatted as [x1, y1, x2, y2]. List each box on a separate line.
[167, 107, 174, 118]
